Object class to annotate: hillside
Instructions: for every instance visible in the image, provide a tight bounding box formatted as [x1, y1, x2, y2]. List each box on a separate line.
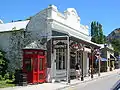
[107, 28, 120, 41]
[107, 28, 120, 54]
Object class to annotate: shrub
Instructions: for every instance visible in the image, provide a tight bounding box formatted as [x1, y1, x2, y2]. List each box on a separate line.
[0, 75, 3, 80]
[4, 73, 9, 80]
[0, 50, 9, 77]
[9, 72, 15, 80]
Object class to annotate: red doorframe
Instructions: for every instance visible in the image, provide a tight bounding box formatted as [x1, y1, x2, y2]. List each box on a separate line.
[23, 49, 46, 84]
[38, 55, 46, 83]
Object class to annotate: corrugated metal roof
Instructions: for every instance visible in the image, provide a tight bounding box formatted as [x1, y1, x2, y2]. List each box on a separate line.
[0, 20, 29, 32]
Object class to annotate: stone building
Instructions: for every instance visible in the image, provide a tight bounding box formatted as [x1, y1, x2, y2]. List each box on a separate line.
[0, 5, 100, 82]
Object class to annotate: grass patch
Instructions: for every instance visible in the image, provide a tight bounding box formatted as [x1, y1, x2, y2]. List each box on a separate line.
[0, 80, 15, 88]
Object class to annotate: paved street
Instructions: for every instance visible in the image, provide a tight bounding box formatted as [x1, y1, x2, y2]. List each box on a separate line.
[63, 72, 120, 90]
[0, 69, 120, 90]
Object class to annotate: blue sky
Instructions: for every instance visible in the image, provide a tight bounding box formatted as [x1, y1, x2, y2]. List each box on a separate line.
[0, 0, 120, 35]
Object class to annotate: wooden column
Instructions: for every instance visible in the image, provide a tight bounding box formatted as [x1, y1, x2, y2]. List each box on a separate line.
[81, 46, 84, 81]
[107, 58, 108, 71]
[66, 36, 70, 83]
[91, 48, 94, 78]
[98, 55, 100, 76]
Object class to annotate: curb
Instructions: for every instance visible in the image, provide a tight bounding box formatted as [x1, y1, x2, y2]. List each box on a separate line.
[56, 69, 120, 90]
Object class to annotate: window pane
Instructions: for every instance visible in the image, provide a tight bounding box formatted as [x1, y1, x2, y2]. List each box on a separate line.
[34, 58, 37, 72]
[39, 74, 43, 80]
[39, 58, 43, 70]
[24, 58, 32, 72]
[56, 48, 66, 70]
[63, 55, 65, 69]
[56, 53, 59, 70]
[59, 55, 62, 69]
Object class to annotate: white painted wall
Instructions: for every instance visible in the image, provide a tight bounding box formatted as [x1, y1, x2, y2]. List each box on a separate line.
[83, 52, 88, 76]
[51, 49, 56, 81]
[49, 5, 91, 41]
[0, 32, 10, 52]
[49, 5, 89, 35]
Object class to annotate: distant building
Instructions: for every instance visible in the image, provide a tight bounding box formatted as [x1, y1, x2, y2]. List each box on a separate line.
[0, 20, 29, 71]
[100, 43, 116, 71]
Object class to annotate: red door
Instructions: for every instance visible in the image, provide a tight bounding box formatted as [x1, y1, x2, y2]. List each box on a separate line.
[23, 56, 33, 83]
[33, 56, 38, 83]
[38, 55, 46, 83]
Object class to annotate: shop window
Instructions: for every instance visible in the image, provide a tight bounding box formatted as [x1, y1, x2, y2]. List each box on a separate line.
[33, 58, 37, 72]
[24, 58, 32, 72]
[39, 58, 43, 70]
[39, 74, 43, 80]
[70, 52, 76, 69]
[56, 49, 66, 70]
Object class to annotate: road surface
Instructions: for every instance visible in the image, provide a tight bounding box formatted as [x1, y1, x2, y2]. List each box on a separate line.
[63, 72, 120, 90]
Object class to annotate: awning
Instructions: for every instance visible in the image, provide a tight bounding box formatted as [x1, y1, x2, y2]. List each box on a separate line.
[96, 58, 107, 62]
[101, 58, 107, 61]
[70, 36, 101, 49]
[52, 22, 101, 49]
[116, 56, 120, 60]
[118, 56, 120, 59]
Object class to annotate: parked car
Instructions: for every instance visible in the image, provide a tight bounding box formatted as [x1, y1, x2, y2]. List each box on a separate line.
[111, 80, 120, 90]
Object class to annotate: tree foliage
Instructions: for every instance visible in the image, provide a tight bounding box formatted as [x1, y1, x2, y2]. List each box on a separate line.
[91, 21, 105, 44]
[0, 50, 9, 77]
[111, 39, 120, 54]
[26, 16, 32, 20]
[103, 35, 107, 43]
[8, 29, 24, 71]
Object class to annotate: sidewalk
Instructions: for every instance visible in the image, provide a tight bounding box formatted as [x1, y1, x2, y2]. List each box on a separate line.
[1, 69, 120, 90]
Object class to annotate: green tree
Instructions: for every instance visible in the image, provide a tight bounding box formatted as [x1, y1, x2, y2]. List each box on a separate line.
[91, 21, 98, 43]
[91, 22, 94, 37]
[103, 35, 107, 43]
[98, 24, 104, 43]
[111, 39, 120, 53]
[91, 21, 105, 44]
[0, 50, 9, 77]
[26, 16, 32, 20]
